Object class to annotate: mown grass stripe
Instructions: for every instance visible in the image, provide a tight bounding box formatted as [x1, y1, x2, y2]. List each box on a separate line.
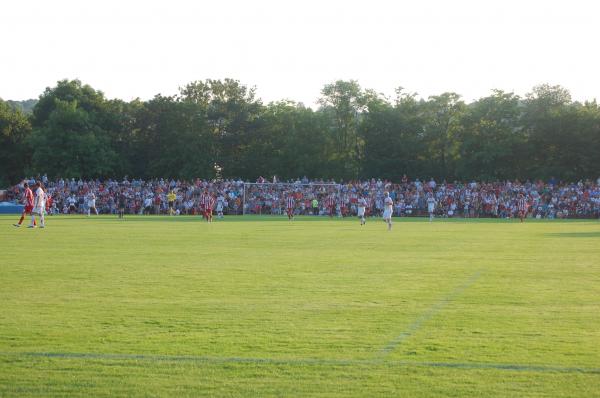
[1, 351, 598, 374]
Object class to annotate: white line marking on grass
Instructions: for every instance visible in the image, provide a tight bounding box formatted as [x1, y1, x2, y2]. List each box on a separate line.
[377, 269, 484, 358]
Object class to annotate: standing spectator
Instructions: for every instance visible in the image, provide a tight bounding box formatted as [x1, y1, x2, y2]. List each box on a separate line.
[154, 194, 161, 215]
[144, 196, 153, 215]
[311, 198, 319, 215]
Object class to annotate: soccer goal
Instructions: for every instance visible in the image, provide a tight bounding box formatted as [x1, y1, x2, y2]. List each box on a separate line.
[242, 182, 341, 216]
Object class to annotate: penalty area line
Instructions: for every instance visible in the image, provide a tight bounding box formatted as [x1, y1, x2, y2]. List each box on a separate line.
[377, 269, 484, 358]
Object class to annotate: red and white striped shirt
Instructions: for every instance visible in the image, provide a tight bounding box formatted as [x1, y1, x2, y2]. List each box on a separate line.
[200, 194, 211, 208]
[326, 196, 336, 208]
[207, 196, 215, 209]
[286, 197, 295, 209]
[517, 198, 527, 211]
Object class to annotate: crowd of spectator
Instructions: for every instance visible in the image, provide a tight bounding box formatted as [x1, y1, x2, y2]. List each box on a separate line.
[7, 175, 600, 219]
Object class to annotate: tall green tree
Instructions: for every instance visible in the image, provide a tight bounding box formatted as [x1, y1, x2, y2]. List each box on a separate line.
[522, 84, 577, 180]
[102, 98, 144, 177]
[422, 93, 466, 179]
[29, 99, 117, 178]
[180, 79, 262, 179]
[319, 80, 368, 180]
[572, 101, 600, 178]
[0, 99, 32, 185]
[458, 90, 525, 180]
[360, 89, 427, 180]
[3, 78, 599, 183]
[28, 80, 118, 178]
[250, 101, 330, 180]
[131, 95, 213, 179]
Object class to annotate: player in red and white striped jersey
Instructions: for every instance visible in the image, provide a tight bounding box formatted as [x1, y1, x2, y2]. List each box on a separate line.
[205, 195, 215, 223]
[286, 194, 295, 220]
[199, 190, 211, 220]
[325, 195, 336, 217]
[13, 182, 36, 227]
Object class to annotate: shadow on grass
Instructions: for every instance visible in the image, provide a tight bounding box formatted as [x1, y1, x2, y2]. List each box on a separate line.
[546, 231, 600, 238]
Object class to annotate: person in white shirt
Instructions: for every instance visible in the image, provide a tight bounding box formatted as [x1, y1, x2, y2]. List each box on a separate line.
[357, 196, 367, 226]
[143, 197, 153, 215]
[383, 191, 393, 231]
[30, 181, 46, 228]
[68, 195, 77, 214]
[87, 192, 98, 216]
[449, 202, 457, 217]
[427, 194, 436, 222]
[216, 194, 225, 219]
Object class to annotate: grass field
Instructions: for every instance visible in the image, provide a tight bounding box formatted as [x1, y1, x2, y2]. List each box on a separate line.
[1, 214, 599, 397]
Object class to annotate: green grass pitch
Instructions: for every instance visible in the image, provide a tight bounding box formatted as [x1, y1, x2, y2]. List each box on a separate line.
[1, 215, 599, 397]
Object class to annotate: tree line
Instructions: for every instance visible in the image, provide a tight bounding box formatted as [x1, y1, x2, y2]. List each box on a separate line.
[1, 79, 599, 187]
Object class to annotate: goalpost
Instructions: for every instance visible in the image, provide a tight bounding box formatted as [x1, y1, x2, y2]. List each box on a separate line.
[242, 182, 341, 216]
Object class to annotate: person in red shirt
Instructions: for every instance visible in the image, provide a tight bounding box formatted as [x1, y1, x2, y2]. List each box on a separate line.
[153, 194, 161, 215]
[46, 193, 53, 215]
[13, 182, 36, 227]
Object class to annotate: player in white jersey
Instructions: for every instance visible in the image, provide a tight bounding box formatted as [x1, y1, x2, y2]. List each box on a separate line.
[31, 181, 46, 228]
[67, 195, 77, 214]
[427, 194, 436, 222]
[357, 196, 367, 225]
[87, 192, 98, 216]
[383, 192, 393, 231]
[216, 194, 225, 219]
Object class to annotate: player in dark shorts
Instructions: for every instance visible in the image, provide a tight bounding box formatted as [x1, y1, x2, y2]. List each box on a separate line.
[118, 192, 126, 219]
[68, 195, 77, 214]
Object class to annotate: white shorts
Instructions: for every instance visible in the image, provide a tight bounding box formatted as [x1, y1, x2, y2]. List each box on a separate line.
[428, 205, 435, 213]
[382, 209, 392, 219]
[357, 207, 365, 217]
[33, 206, 44, 215]
[88, 201, 96, 208]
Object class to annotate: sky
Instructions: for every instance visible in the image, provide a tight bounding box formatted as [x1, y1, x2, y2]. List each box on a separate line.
[1, 0, 599, 106]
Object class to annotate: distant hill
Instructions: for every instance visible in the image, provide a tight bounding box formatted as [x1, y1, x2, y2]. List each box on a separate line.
[6, 99, 37, 114]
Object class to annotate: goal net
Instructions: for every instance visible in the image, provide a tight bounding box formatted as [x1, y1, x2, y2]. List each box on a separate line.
[242, 182, 341, 216]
